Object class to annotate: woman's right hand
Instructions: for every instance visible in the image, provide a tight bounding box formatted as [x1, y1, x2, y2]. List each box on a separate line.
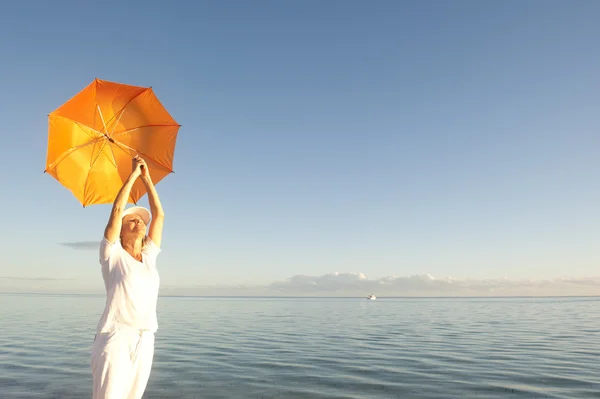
[131, 155, 144, 178]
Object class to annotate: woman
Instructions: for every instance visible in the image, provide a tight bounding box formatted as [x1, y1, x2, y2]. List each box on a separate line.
[91, 155, 165, 399]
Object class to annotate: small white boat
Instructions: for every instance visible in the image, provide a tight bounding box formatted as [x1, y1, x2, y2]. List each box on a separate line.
[367, 293, 376, 300]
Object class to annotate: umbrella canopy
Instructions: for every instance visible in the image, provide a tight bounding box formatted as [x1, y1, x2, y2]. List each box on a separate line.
[45, 78, 181, 206]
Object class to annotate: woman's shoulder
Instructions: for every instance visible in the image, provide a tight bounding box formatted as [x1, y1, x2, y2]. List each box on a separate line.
[142, 236, 162, 257]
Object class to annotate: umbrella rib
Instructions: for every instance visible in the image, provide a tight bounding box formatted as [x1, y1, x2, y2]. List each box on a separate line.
[105, 140, 119, 169]
[46, 138, 102, 171]
[73, 121, 102, 141]
[82, 137, 112, 203]
[108, 107, 126, 136]
[72, 121, 118, 145]
[50, 115, 99, 142]
[110, 123, 180, 139]
[104, 89, 149, 133]
[110, 138, 174, 174]
[97, 104, 108, 133]
[89, 136, 110, 170]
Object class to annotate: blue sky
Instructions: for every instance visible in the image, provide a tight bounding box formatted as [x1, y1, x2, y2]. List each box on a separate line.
[1, 0, 599, 295]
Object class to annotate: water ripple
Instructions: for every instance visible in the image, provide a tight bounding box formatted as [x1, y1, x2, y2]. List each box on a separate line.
[1, 294, 599, 398]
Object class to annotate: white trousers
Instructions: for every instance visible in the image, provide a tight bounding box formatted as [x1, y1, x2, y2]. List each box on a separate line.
[91, 330, 155, 399]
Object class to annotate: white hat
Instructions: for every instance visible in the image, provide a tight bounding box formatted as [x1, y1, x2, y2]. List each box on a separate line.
[122, 206, 151, 225]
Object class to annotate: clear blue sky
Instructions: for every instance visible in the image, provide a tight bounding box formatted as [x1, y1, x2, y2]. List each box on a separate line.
[1, 0, 599, 294]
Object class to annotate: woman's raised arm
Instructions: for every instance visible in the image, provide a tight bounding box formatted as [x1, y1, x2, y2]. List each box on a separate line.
[104, 157, 143, 243]
[140, 159, 165, 247]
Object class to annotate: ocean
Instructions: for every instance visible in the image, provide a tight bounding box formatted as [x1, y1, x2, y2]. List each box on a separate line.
[1, 294, 599, 398]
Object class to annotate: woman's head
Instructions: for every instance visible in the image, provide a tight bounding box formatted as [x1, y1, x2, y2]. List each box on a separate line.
[119, 206, 151, 244]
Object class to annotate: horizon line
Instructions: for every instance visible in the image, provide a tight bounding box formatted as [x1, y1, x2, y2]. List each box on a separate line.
[1, 292, 599, 299]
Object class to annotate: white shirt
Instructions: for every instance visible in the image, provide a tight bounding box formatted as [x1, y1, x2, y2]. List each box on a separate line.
[96, 236, 161, 333]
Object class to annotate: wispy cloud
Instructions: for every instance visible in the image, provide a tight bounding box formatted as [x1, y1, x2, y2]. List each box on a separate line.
[60, 241, 98, 250]
[0, 276, 70, 281]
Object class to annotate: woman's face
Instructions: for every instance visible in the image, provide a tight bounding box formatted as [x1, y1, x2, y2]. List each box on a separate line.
[120, 213, 146, 239]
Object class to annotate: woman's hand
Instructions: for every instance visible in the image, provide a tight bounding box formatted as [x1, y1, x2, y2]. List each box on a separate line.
[139, 157, 151, 180]
[131, 155, 147, 179]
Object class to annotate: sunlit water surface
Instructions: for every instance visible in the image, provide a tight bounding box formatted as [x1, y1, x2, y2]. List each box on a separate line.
[1, 294, 599, 398]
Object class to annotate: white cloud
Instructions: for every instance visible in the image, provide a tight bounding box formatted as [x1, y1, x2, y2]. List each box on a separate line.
[157, 273, 600, 297]
[2, 272, 599, 297]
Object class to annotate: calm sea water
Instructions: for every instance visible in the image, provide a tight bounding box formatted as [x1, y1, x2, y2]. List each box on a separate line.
[0, 294, 599, 398]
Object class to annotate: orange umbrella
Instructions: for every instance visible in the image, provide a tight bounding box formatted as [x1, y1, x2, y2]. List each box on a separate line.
[45, 78, 181, 206]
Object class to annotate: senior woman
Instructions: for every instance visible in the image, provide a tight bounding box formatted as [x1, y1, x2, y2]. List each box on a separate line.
[91, 155, 165, 399]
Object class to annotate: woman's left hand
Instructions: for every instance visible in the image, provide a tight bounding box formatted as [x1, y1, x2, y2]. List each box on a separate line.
[136, 155, 150, 179]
